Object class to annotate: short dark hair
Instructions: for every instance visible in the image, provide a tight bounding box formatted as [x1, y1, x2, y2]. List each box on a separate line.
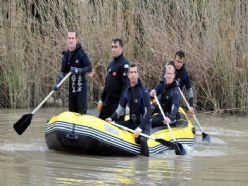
[175, 51, 185, 58]
[129, 63, 138, 71]
[112, 38, 123, 47]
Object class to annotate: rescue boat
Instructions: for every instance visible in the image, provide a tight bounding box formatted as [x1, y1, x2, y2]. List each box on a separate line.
[45, 108, 195, 156]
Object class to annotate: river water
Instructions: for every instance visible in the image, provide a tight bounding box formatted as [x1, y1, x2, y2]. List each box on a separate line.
[0, 107, 248, 186]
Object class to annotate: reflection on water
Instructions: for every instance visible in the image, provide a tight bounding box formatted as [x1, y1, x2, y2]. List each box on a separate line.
[0, 108, 248, 185]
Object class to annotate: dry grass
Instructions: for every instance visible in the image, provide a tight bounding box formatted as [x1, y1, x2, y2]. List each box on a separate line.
[0, 0, 248, 114]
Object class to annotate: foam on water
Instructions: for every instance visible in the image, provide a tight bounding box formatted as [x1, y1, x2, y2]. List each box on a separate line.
[0, 143, 48, 152]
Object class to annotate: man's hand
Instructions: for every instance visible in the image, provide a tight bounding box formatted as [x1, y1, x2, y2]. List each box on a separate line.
[97, 100, 103, 112]
[87, 68, 96, 78]
[188, 107, 195, 115]
[53, 84, 59, 91]
[105, 118, 112, 122]
[134, 127, 142, 137]
[150, 89, 156, 97]
[162, 116, 171, 125]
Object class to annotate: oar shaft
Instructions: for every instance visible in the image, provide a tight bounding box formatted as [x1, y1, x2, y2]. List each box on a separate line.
[32, 72, 72, 115]
[192, 114, 203, 132]
[111, 119, 186, 155]
[154, 95, 176, 141]
[178, 87, 204, 132]
[111, 122, 155, 140]
[32, 91, 55, 114]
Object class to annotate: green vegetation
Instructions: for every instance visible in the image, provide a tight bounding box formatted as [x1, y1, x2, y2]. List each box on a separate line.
[1, 0, 248, 114]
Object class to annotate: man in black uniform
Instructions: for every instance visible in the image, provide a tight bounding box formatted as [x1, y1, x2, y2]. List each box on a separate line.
[167, 51, 194, 113]
[98, 38, 129, 120]
[106, 63, 151, 157]
[150, 64, 181, 127]
[54, 31, 92, 114]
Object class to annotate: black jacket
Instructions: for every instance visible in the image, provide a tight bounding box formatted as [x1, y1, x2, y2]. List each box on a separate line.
[111, 79, 151, 131]
[101, 53, 129, 100]
[175, 65, 191, 90]
[167, 61, 193, 106]
[61, 43, 92, 93]
[155, 80, 181, 121]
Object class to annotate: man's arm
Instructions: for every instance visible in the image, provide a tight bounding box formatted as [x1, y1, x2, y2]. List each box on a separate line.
[53, 53, 69, 90]
[109, 89, 128, 121]
[70, 51, 92, 74]
[187, 87, 194, 107]
[138, 89, 151, 130]
[168, 90, 181, 121]
[184, 71, 194, 107]
[155, 81, 164, 96]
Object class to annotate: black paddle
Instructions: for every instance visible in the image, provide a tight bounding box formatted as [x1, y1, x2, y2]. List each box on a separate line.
[154, 95, 186, 155]
[110, 121, 184, 155]
[13, 72, 72, 135]
[178, 87, 211, 143]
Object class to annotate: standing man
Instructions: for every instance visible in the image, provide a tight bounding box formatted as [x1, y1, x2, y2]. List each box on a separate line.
[98, 38, 129, 120]
[170, 51, 194, 113]
[150, 64, 181, 127]
[106, 63, 151, 157]
[54, 30, 92, 114]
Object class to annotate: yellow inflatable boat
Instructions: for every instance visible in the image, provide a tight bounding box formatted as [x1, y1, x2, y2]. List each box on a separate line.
[45, 108, 195, 156]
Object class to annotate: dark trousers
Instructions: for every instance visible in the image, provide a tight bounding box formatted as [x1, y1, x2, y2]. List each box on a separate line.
[117, 120, 150, 157]
[151, 114, 178, 128]
[151, 114, 164, 128]
[99, 97, 124, 120]
[69, 87, 87, 114]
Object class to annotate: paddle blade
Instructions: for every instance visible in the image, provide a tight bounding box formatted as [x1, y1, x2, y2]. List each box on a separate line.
[13, 114, 33, 135]
[155, 138, 186, 155]
[202, 132, 211, 143]
[174, 142, 186, 155]
[155, 138, 177, 149]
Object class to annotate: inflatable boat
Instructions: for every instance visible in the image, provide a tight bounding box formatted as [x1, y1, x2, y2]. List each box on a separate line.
[45, 108, 195, 156]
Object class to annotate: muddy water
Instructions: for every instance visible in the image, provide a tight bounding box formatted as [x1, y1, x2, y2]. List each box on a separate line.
[0, 108, 248, 186]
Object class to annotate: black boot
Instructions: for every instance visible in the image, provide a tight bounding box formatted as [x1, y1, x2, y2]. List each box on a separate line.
[139, 136, 149, 157]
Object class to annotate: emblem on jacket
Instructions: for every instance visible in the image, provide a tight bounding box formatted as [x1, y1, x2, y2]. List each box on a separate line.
[124, 64, 129, 68]
[71, 75, 77, 92]
[71, 74, 83, 92]
[131, 114, 137, 122]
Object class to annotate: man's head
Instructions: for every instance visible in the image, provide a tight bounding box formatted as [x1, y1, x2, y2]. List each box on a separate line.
[174, 51, 185, 70]
[111, 38, 123, 58]
[165, 64, 176, 85]
[128, 63, 139, 87]
[67, 31, 77, 51]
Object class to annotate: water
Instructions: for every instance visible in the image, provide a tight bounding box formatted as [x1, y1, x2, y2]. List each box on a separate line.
[0, 108, 248, 186]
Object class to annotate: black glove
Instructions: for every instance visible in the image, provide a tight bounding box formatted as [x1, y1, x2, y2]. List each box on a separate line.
[53, 84, 59, 91]
[70, 67, 83, 75]
[175, 80, 180, 87]
[189, 97, 194, 107]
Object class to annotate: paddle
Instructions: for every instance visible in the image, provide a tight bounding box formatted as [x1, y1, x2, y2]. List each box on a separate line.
[13, 72, 72, 135]
[154, 95, 186, 155]
[177, 87, 211, 143]
[110, 121, 181, 154]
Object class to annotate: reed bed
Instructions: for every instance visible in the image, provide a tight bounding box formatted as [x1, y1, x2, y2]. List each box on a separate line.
[0, 0, 247, 114]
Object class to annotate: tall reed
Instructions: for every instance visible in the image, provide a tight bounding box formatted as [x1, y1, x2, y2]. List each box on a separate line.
[0, 0, 247, 113]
